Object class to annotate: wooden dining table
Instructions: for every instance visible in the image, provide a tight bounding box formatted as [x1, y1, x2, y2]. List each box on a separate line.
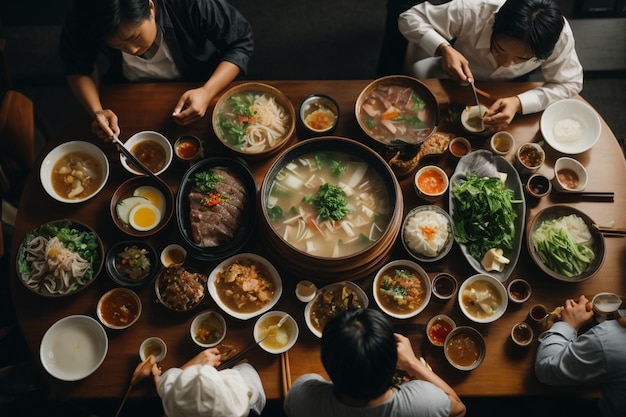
[9, 79, 626, 401]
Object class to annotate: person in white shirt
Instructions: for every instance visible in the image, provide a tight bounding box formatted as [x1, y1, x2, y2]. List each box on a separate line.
[399, 0, 583, 131]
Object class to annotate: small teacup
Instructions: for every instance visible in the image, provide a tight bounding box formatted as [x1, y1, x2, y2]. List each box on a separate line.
[489, 131, 514, 155]
[511, 322, 534, 346]
[140, 337, 167, 362]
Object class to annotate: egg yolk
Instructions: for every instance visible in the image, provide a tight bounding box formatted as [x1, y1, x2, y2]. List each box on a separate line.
[132, 205, 159, 230]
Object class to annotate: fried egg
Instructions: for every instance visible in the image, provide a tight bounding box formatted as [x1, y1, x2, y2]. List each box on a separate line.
[133, 186, 166, 215]
[129, 204, 162, 231]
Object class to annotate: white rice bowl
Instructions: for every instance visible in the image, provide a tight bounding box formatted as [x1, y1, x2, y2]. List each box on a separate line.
[402, 205, 454, 262]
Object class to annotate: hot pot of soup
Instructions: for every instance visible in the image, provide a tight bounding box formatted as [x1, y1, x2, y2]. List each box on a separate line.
[259, 137, 403, 282]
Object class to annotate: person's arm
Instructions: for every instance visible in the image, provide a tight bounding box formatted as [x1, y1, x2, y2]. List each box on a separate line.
[171, 61, 240, 125]
[395, 334, 466, 417]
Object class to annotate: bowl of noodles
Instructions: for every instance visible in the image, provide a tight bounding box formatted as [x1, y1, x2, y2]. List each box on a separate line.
[355, 75, 439, 151]
[212, 82, 296, 159]
[16, 219, 104, 297]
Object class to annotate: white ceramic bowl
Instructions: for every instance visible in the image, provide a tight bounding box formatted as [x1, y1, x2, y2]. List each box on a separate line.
[304, 281, 369, 338]
[373, 259, 431, 319]
[190, 310, 227, 348]
[426, 314, 456, 347]
[120, 130, 173, 176]
[414, 165, 449, 201]
[40, 140, 109, 203]
[40, 315, 108, 381]
[96, 288, 142, 330]
[444, 326, 486, 371]
[458, 273, 508, 323]
[208, 253, 282, 320]
[461, 104, 489, 134]
[540, 99, 601, 154]
[253, 311, 299, 354]
[552, 157, 588, 192]
[449, 136, 471, 158]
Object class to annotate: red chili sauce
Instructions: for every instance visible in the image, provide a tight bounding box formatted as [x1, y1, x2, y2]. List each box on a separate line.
[176, 139, 199, 159]
[450, 141, 469, 157]
[417, 169, 445, 195]
[509, 281, 529, 301]
[428, 318, 454, 345]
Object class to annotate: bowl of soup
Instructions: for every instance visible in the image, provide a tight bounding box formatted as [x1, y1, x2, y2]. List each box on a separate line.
[458, 273, 508, 323]
[110, 176, 174, 238]
[540, 99, 601, 155]
[254, 311, 299, 354]
[355, 75, 439, 150]
[40, 140, 109, 203]
[304, 281, 368, 338]
[120, 131, 173, 176]
[373, 260, 431, 319]
[212, 82, 296, 159]
[96, 287, 142, 330]
[190, 310, 227, 348]
[208, 253, 282, 320]
[259, 136, 403, 282]
[444, 326, 486, 371]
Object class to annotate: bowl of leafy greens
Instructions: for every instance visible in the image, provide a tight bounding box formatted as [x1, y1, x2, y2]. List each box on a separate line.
[212, 82, 296, 159]
[449, 150, 526, 282]
[527, 205, 604, 282]
[16, 219, 104, 297]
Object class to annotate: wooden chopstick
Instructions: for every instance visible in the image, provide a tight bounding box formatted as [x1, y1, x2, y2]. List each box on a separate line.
[217, 336, 266, 370]
[474, 86, 492, 99]
[281, 351, 292, 397]
[552, 191, 614, 202]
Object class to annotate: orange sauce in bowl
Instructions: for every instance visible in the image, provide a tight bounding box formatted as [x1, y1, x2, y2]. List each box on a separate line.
[417, 169, 446, 195]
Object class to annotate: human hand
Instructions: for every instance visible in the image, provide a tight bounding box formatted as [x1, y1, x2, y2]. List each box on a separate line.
[92, 110, 120, 141]
[440, 46, 474, 84]
[172, 87, 212, 126]
[561, 295, 594, 332]
[394, 333, 421, 372]
[181, 347, 222, 369]
[131, 355, 161, 387]
[483, 97, 521, 131]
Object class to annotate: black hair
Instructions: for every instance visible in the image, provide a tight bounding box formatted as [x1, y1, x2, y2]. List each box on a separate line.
[320, 308, 397, 401]
[74, 0, 152, 40]
[493, 0, 564, 60]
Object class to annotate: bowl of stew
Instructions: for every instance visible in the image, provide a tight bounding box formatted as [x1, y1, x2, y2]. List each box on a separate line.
[207, 253, 282, 320]
[190, 310, 227, 348]
[373, 259, 431, 319]
[355, 75, 439, 150]
[155, 265, 208, 312]
[120, 130, 173, 176]
[105, 240, 158, 287]
[96, 287, 142, 330]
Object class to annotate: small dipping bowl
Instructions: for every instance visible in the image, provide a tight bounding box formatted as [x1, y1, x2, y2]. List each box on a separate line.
[449, 137, 471, 158]
[592, 292, 622, 319]
[299, 94, 339, 135]
[528, 304, 548, 328]
[511, 322, 534, 347]
[552, 157, 588, 192]
[432, 273, 458, 301]
[525, 173, 552, 199]
[190, 310, 227, 348]
[414, 165, 449, 202]
[295, 280, 317, 303]
[507, 278, 531, 304]
[489, 131, 514, 155]
[426, 314, 456, 347]
[139, 337, 167, 362]
[160, 243, 187, 267]
[174, 136, 204, 166]
[515, 143, 545, 176]
[461, 104, 489, 134]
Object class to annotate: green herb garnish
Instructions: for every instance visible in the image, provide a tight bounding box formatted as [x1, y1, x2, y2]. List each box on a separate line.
[192, 171, 224, 194]
[309, 183, 349, 221]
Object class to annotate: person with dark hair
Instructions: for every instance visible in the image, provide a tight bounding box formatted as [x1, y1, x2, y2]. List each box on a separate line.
[284, 308, 466, 417]
[399, 0, 583, 131]
[59, 0, 253, 140]
[535, 295, 626, 417]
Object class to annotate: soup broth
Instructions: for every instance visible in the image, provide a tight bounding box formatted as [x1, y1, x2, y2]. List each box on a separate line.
[267, 151, 392, 257]
[215, 259, 276, 313]
[461, 279, 502, 319]
[258, 315, 293, 350]
[446, 332, 481, 367]
[377, 267, 426, 314]
[130, 140, 166, 173]
[51, 151, 103, 200]
[359, 83, 434, 144]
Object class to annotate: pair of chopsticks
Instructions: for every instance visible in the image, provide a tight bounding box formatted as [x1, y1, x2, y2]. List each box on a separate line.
[592, 223, 626, 237]
[281, 351, 292, 397]
[111, 135, 168, 188]
[553, 191, 614, 202]
[216, 335, 267, 371]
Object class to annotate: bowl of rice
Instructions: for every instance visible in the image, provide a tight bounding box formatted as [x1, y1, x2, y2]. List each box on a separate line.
[402, 205, 454, 262]
[540, 99, 601, 155]
[212, 82, 296, 159]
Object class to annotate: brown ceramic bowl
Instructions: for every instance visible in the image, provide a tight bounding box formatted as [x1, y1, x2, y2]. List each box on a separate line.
[355, 75, 439, 149]
[212, 82, 296, 159]
[155, 265, 208, 313]
[110, 176, 174, 238]
[259, 136, 403, 282]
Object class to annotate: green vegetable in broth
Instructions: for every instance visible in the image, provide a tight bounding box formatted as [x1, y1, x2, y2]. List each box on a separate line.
[308, 183, 349, 222]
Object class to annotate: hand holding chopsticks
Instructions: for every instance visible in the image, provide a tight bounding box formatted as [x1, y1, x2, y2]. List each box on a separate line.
[114, 355, 160, 417]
